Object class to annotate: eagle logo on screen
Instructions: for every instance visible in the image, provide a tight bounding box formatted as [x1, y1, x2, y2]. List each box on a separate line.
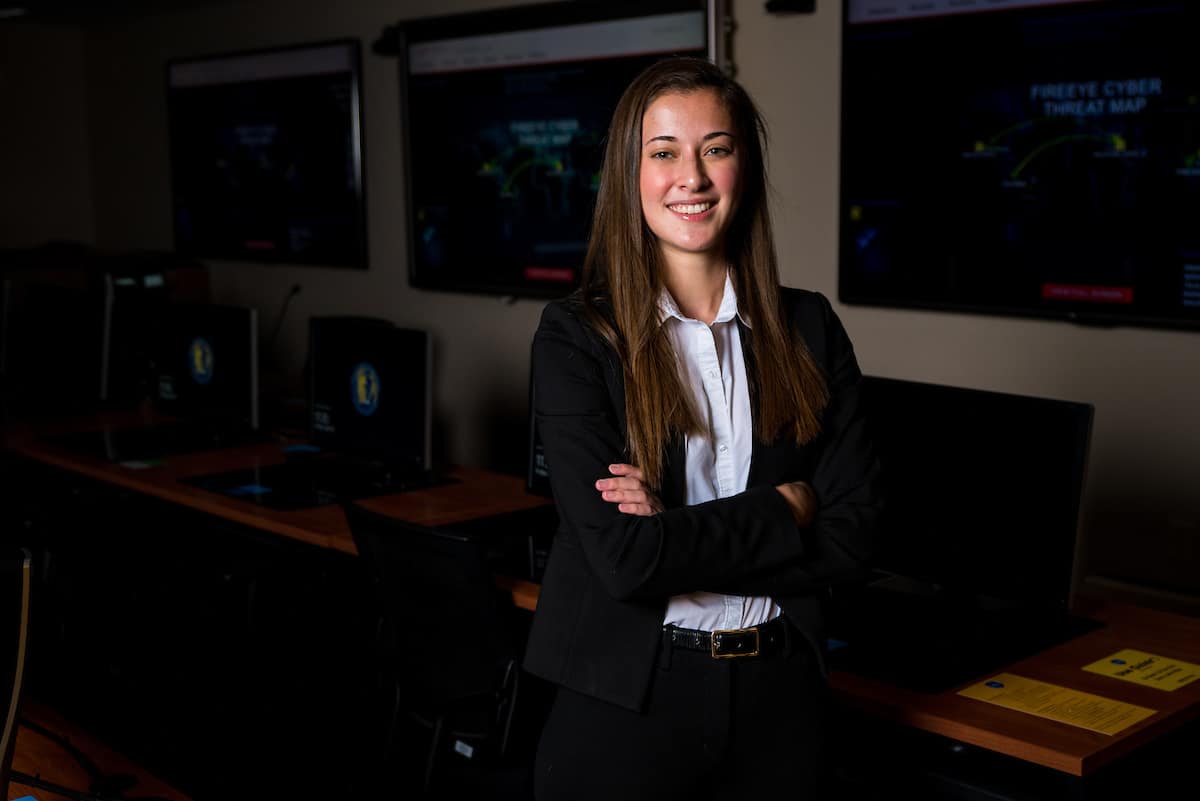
[350, 362, 380, 416]
[188, 337, 214, 385]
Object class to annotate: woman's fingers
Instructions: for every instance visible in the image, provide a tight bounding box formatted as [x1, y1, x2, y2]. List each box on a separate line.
[599, 487, 651, 503]
[594, 476, 646, 492]
[595, 463, 663, 516]
[607, 463, 646, 481]
[775, 480, 816, 526]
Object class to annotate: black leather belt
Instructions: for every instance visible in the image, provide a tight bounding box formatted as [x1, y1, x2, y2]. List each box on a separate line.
[665, 615, 790, 659]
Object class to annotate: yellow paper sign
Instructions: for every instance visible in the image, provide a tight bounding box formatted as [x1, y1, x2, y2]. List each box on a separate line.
[958, 673, 1157, 735]
[1083, 649, 1200, 692]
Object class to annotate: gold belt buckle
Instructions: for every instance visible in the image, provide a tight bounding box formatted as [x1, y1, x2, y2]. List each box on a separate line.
[710, 626, 760, 659]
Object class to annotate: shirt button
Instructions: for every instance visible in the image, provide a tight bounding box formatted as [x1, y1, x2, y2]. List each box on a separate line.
[719, 444, 729, 453]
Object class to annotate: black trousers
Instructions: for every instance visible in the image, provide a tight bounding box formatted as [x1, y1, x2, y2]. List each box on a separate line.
[534, 621, 827, 801]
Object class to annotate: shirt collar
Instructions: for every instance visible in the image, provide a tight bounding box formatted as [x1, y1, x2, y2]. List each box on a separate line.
[657, 271, 751, 328]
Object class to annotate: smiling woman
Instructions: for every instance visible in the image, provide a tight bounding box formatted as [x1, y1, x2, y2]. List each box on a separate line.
[525, 57, 882, 800]
[638, 89, 741, 280]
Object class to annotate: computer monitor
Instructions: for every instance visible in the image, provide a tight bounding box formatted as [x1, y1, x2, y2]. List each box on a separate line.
[101, 269, 170, 407]
[859, 375, 1094, 613]
[0, 279, 106, 418]
[155, 302, 259, 430]
[308, 316, 432, 474]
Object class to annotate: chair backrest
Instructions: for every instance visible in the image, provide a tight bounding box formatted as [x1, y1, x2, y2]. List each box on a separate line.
[0, 548, 32, 797]
[344, 503, 514, 703]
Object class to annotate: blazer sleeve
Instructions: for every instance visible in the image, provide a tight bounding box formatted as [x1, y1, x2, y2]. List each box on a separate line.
[534, 299, 808, 603]
[714, 290, 882, 598]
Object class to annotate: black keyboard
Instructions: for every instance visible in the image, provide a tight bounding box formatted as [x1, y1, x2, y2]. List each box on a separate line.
[826, 586, 1103, 693]
[180, 458, 452, 510]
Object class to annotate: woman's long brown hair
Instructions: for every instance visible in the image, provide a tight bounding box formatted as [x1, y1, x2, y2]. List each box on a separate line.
[581, 57, 829, 489]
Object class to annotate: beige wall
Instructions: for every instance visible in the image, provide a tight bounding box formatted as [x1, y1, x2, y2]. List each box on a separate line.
[19, 1, 1200, 610]
[0, 22, 93, 247]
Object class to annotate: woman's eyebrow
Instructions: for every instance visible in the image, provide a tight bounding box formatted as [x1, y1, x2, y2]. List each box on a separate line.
[643, 131, 734, 146]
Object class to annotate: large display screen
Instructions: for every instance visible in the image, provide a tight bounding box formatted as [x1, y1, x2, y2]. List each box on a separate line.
[167, 40, 367, 268]
[397, 0, 725, 298]
[839, 0, 1200, 329]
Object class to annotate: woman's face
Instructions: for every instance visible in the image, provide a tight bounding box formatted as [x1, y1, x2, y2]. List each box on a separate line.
[638, 88, 740, 269]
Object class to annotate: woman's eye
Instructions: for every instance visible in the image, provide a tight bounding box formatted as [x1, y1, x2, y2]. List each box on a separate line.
[706, 146, 730, 157]
[649, 151, 672, 160]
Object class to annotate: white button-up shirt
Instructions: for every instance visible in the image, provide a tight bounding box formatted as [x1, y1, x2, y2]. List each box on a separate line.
[658, 273, 782, 631]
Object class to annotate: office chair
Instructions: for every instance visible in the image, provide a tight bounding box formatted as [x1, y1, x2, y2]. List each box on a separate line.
[344, 502, 522, 795]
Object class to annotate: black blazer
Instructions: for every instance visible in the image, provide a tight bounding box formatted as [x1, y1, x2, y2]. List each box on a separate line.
[524, 287, 881, 711]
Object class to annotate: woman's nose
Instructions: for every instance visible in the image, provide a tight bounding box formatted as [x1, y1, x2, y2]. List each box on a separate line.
[678, 157, 709, 190]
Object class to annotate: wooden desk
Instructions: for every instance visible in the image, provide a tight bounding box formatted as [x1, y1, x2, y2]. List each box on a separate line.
[2, 413, 554, 798]
[828, 597, 1200, 777]
[8, 699, 192, 801]
[471, 576, 1200, 781]
[3, 414, 552, 559]
[19, 418, 1195, 788]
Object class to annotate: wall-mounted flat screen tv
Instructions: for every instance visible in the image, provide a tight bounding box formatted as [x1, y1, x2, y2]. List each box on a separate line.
[167, 39, 367, 268]
[395, 0, 728, 298]
[839, 0, 1200, 330]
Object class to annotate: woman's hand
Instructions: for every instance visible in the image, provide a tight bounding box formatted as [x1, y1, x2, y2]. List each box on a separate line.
[596, 464, 664, 517]
[775, 480, 817, 527]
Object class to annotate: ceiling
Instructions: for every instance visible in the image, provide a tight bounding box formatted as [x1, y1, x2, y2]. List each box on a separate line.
[0, 0, 238, 27]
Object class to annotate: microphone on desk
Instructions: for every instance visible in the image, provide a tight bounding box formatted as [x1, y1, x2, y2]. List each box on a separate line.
[266, 283, 303, 352]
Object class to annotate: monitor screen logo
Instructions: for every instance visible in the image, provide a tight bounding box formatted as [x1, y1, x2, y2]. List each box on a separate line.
[188, 337, 214, 385]
[350, 362, 380, 416]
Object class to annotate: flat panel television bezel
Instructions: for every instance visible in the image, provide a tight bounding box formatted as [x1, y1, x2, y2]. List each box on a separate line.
[838, 0, 1200, 331]
[166, 38, 368, 269]
[396, 0, 727, 299]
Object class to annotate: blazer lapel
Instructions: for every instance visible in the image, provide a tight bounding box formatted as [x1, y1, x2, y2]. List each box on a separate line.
[661, 431, 687, 508]
[739, 318, 768, 487]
